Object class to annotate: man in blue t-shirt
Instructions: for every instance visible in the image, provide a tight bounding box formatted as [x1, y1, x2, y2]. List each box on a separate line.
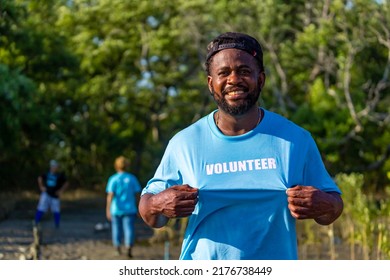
[106, 156, 141, 258]
[139, 32, 343, 260]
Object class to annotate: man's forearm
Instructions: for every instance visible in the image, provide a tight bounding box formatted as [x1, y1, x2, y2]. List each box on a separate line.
[315, 192, 344, 225]
[60, 182, 69, 192]
[139, 194, 169, 228]
[37, 177, 46, 192]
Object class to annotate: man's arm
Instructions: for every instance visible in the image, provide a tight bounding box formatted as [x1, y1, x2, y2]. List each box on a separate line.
[106, 192, 114, 221]
[138, 185, 198, 228]
[37, 176, 46, 193]
[138, 193, 169, 228]
[286, 185, 343, 225]
[313, 192, 343, 225]
[56, 181, 69, 197]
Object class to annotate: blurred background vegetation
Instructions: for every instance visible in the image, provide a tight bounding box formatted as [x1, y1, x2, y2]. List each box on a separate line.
[0, 0, 389, 259]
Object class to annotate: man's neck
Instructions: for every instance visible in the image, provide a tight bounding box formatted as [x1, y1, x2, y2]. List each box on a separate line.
[214, 106, 262, 136]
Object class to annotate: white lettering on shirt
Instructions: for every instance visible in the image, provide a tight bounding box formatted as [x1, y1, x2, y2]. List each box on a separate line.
[205, 158, 277, 175]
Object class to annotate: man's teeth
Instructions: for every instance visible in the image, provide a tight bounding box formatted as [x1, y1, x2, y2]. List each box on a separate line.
[227, 91, 245, 96]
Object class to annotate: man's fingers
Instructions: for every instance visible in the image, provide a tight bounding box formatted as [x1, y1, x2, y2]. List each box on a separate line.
[172, 189, 198, 201]
[288, 197, 312, 207]
[170, 185, 198, 199]
[180, 192, 198, 201]
[286, 185, 304, 192]
[286, 185, 317, 198]
[171, 185, 198, 192]
[288, 204, 314, 219]
[163, 203, 197, 218]
[176, 207, 197, 217]
[174, 197, 198, 207]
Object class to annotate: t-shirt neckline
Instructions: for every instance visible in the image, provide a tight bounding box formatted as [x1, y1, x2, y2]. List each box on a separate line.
[207, 107, 266, 141]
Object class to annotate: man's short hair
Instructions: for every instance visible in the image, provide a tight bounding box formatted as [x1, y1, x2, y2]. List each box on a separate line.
[114, 156, 129, 171]
[205, 32, 264, 74]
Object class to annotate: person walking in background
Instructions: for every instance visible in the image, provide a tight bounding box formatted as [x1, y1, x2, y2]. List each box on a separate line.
[139, 32, 343, 260]
[35, 160, 68, 228]
[106, 156, 141, 258]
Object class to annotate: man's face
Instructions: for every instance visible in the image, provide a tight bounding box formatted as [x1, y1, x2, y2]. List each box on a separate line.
[207, 49, 265, 115]
[50, 165, 59, 173]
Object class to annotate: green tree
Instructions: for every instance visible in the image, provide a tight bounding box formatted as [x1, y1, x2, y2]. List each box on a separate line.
[1, 0, 388, 193]
[0, 0, 79, 187]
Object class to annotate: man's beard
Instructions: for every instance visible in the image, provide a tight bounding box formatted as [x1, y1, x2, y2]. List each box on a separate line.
[211, 85, 261, 116]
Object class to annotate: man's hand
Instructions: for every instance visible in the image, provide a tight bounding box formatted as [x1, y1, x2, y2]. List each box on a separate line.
[55, 189, 63, 197]
[152, 185, 198, 218]
[139, 184, 198, 228]
[106, 192, 113, 222]
[286, 185, 343, 225]
[106, 209, 112, 221]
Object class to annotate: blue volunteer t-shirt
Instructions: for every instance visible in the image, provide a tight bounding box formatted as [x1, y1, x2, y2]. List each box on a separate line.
[106, 172, 141, 215]
[142, 108, 341, 260]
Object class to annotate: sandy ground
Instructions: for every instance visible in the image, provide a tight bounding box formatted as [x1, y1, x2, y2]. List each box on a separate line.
[0, 195, 181, 260]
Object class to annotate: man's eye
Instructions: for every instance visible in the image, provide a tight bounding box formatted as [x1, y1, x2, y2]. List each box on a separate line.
[218, 71, 229, 76]
[239, 69, 251, 75]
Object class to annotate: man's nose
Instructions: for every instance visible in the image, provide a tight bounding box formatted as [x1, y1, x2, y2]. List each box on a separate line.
[227, 71, 241, 84]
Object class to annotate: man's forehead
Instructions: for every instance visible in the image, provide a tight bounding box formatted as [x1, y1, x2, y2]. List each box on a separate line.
[210, 49, 258, 67]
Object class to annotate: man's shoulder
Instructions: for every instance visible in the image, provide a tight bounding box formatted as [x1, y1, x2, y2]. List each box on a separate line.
[58, 172, 67, 178]
[170, 114, 210, 142]
[263, 109, 311, 138]
[123, 172, 138, 180]
[108, 173, 120, 181]
[112, 172, 136, 180]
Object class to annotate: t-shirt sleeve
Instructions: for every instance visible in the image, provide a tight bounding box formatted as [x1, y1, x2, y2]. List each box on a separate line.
[141, 140, 183, 196]
[303, 136, 341, 194]
[106, 176, 115, 194]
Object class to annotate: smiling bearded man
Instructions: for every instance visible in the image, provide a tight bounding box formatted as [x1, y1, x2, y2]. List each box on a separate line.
[139, 32, 343, 260]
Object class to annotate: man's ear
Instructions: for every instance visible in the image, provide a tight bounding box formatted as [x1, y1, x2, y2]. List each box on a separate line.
[207, 76, 213, 95]
[258, 72, 266, 89]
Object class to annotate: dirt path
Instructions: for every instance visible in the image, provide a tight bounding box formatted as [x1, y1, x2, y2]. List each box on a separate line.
[2, 193, 372, 260]
[0, 195, 181, 260]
